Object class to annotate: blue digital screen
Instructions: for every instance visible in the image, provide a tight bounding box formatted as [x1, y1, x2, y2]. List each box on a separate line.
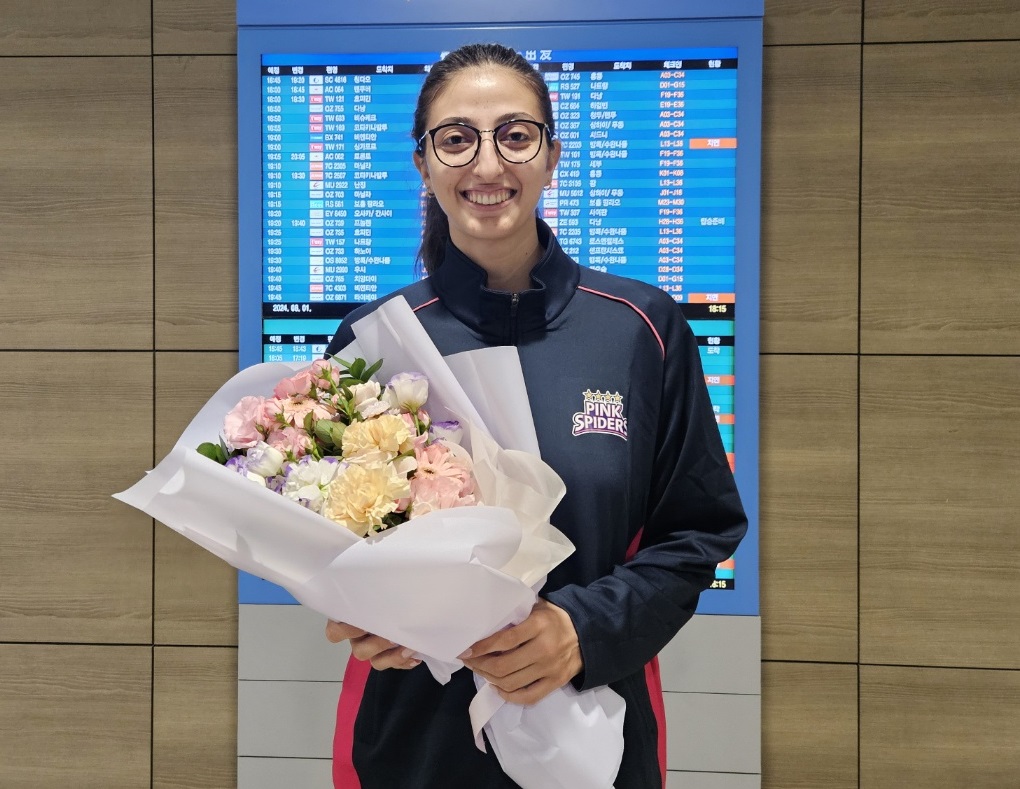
[239, 12, 761, 615]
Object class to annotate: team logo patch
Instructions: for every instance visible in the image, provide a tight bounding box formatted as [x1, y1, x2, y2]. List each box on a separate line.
[571, 389, 628, 440]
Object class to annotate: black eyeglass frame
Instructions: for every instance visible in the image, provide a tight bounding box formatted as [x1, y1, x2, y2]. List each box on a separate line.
[415, 119, 555, 167]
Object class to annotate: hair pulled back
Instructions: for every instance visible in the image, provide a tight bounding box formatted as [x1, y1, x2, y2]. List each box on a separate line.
[412, 43, 556, 275]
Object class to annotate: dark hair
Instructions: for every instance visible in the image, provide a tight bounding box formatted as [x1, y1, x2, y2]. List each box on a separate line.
[412, 43, 556, 275]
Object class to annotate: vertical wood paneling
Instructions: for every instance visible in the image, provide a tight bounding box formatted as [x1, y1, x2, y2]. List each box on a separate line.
[762, 662, 857, 789]
[0, 352, 153, 644]
[153, 647, 237, 788]
[861, 42, 1020, 355]
[764, 0, 862, 45]
[0, 58, 153, 350]
[860, 356, 1020, 669]
[154, 56, 239, 350]
[861, 665, 1020, 789]
[0, 0, 149, 55]
[0, 645, 150, 787]
[865, 1, 1020, 42]
[154, 0, 237, 55]
[154, 352, 239, 645]
[759, 355, 858, 662]
[760, 45, 860, 353]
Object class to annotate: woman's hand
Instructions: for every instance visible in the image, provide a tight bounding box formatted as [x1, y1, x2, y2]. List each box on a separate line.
[325, 620, 421, 670]
[460, 599, 583, 706]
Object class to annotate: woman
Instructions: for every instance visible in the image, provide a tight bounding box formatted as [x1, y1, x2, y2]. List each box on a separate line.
[324, 43, 746, 788]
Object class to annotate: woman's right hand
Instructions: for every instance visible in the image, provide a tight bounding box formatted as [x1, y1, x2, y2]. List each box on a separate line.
[325, 620, 421, 670]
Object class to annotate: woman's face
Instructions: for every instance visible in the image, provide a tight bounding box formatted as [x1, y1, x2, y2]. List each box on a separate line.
[414, 66, 560, 263]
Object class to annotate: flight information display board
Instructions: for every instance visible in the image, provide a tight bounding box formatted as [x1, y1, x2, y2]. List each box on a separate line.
[238, 5, 761, 615]
[261, 47, 739, 492]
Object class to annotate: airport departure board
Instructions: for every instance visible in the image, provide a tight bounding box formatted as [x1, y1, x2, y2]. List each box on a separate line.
[261, 48, 739, 495]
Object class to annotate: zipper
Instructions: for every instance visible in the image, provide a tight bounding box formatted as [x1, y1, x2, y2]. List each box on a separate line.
[509, 292, 520, 345]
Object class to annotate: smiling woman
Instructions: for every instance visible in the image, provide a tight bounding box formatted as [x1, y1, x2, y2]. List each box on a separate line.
[323, 42, 747, 789]
[412, 57, 561, 292]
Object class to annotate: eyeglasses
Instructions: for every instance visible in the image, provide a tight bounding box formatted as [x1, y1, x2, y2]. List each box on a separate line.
[416, 119, 552, 167]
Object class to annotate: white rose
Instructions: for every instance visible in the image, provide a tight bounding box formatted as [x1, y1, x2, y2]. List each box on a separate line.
[384, 372, 428, 413]
[246, 441, 286, 477]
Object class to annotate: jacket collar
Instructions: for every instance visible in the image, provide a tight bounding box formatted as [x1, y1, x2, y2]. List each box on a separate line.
[429, 219, 580, 344]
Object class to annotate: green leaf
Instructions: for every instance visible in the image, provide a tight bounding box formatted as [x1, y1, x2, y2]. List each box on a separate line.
[349, 358, 366, 380]
[363, 358, 384, 381]
[330, 422, 347, 446]
[197, 442, 227, 464]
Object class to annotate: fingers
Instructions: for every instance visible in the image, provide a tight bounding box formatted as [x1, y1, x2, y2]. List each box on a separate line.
[462, 600, 583, 706]
[325, 620, 419, 671]
[325, 620, 366, 643]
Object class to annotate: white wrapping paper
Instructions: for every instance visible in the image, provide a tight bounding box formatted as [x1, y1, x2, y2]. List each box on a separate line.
[114, 296, 624, 787]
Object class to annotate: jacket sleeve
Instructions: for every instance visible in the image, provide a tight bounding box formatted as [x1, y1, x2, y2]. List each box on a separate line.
[545, 308, 747, 691]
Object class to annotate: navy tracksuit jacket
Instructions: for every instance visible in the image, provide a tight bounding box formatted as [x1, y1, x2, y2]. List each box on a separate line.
[324, 219, 747, 788]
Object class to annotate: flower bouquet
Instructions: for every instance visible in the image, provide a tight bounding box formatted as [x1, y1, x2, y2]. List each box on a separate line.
[114, 296, 625, 788]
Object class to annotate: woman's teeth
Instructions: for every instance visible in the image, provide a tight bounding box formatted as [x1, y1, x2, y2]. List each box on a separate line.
[465, 189, 514, 205]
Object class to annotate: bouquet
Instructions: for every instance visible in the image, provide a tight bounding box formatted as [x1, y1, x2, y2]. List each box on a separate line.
[199, 355, 478, 538]
[114, 296, 625, 788]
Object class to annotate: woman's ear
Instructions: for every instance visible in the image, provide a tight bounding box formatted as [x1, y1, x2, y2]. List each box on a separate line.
[413, 151, 431, 192]
[545, 138, 562, 180]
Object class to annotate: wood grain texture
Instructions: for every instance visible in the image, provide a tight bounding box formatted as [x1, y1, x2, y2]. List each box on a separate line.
[759, 355, 858, 663]
[154, 352, 239, 645]
[861, 42, 1020, 355]
[762, 662, 857, 789]
[154, 647, 237, 789]
[865, 0, 1020, 42]
[764, 0, 862, 45]
[0, 0, 149, 55]
[761, 46, 860, 354]
[860, 356, 1020, 669]
[0, 57, 153, 350]
[154, 0, 236, 55]
[0, 353, 153, 643]
[151, 648, 235, 789]
[0, 644, 150, 787]
[154, 56, 239, 350]
[861, 665, 1020, 789]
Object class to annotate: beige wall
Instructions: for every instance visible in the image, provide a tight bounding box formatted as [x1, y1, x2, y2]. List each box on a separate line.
[0, 1, 1016, 786]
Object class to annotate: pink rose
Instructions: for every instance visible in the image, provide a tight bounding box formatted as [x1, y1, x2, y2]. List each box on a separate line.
[266, 426, 314, 459]
[310, 359, 338, 391]
[223, 396, 267, 450]
[273, 369, 316, 399]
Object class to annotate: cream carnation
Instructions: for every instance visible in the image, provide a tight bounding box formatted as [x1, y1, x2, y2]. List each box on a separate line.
[322, 463, 411, 537]
[341, 414, 414, 462]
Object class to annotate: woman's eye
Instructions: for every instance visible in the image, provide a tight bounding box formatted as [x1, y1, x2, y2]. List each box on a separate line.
[439, 131, 474, 148]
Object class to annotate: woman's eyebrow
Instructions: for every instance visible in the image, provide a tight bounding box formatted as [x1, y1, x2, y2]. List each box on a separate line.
[432, 112, 539, 127]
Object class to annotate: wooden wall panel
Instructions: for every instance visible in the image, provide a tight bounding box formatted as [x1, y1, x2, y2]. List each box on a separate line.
[761, 46, 860, 354]
[154, 56, 239, 351]
[860, 356, 1020, 669]
[861, 42, 1020, 356]
[0, 352, 153, 644]
[759, 355, 857, 662]
[861, 665, 1020, 789]
[154, 352, 239, 645]
[0, 645, 150, 787]
[0, 0, 149, 56]
[153, 647, 238, 788]
[761, 662, 857, 789]
[0, 58, 153, 350]
[865, 1, 1020, 42]
[764, 0, 862, 45]
[154, 0, 236, 55]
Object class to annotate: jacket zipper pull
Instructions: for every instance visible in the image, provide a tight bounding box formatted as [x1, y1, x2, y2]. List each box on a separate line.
[510, 293, 520, 344]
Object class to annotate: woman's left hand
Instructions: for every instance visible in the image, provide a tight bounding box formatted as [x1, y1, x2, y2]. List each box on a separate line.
[460, 599, 583, 706]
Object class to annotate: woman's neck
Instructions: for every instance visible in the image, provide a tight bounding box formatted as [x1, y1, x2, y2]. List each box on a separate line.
[456, 234, 543, 293]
